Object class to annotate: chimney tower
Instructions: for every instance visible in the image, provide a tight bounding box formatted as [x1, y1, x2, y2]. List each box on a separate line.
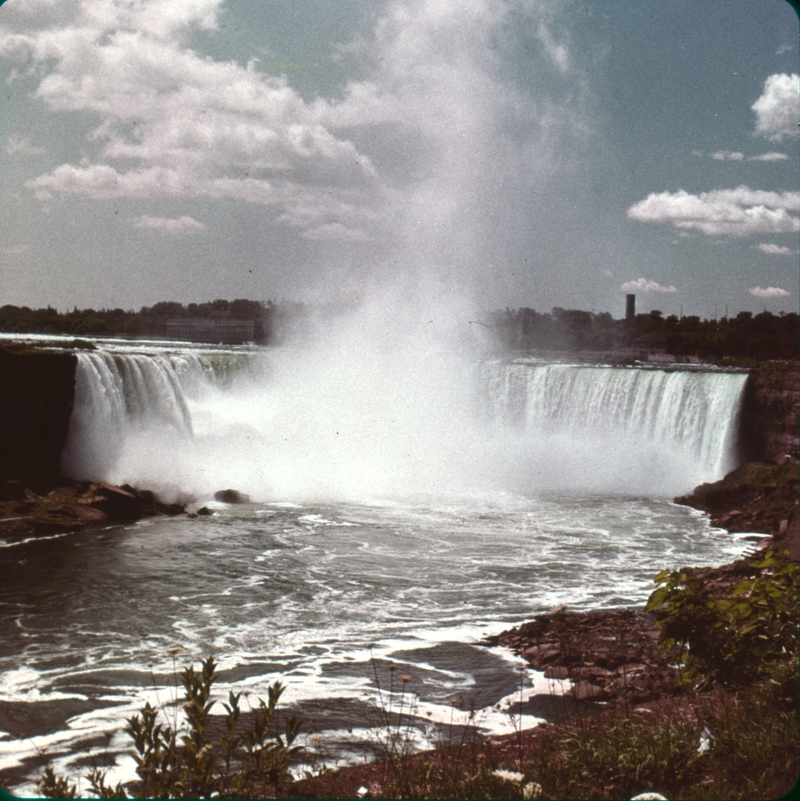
[625, 294, 636, 322]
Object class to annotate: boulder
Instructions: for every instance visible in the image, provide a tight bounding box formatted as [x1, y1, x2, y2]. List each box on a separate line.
[89, 483, 143, 519]
[214, 489, 250, 504]
[571, 680, 603, 700]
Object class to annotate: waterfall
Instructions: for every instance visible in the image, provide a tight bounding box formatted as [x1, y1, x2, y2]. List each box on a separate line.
[480, 360, 747, 492]
[61, 347, 748, 500]
[62, 351, 230, 481]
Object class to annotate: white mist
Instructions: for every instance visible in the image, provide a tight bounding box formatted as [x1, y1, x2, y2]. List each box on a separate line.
[62, 314, 747, 504]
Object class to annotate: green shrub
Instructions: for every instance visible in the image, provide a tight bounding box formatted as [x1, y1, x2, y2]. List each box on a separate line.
[38, 655, 302, 799]
[688, 659, 799, 800]
[645, 550, 799, 690]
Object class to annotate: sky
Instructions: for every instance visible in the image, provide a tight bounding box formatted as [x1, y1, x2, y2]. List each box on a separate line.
[0, 0, 798, 319]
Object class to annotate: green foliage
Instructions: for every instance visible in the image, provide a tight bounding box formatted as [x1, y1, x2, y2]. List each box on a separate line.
[645, 550, 799, 689]
[38, 655, 302, 799]
[684, 659, 799, 800]
[491, 306, 799, 360]
[555, 714, 704, 799]
[38, 765, 79, 799]
[0, 299, 277, 343]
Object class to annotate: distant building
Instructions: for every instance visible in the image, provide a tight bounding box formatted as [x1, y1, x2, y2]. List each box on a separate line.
[625, 294, 636, 321]
[165, 318, 254, 344]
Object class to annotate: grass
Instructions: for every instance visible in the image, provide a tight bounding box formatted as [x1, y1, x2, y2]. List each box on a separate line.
[288, 651, 797, 800]
[33, 651, 798, 800]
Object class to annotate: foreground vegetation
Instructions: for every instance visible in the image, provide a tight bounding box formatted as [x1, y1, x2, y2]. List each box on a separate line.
[35, 550, 798, 800]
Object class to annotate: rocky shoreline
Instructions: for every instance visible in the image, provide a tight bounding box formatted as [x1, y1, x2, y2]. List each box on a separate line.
[287, 463, 799, 798]
[0, 479, 186, 537]
[487, 461, 798, 710]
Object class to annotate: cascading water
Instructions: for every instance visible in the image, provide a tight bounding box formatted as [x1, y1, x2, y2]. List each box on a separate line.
[479, 360, 747, 494]
[62, 347, 748, 500]
[63, 351, 196, 479]
[2, 339, 755, 796]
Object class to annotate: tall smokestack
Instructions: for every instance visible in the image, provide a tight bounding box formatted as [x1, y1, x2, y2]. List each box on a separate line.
[625, 294, 636, 321]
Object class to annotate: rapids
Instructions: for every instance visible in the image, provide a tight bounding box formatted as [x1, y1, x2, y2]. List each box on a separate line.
[0, 338, 751, 795]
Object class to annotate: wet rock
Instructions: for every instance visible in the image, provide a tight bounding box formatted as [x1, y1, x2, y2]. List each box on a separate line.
[214, 489, 250, 504]
[740, 364, 799, 464]
[674, 462, 798, 539]
[88, 483, 142, 519]
[0, 480, 26, 502]
[572, 680, 603, 700]
[572, 665, 613, 684]
[523, 644, 560, 664]
[0, 347, 76, 489]
[493, 608, 683, 708]
[1, 480, 185, 538]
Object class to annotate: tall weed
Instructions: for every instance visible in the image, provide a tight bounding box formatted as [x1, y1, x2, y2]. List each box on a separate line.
[38, 655, 302, 799]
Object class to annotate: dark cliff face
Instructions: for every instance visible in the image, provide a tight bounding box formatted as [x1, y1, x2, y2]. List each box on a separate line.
[740, 364, 800, 464]
[0, 348, 77, 490]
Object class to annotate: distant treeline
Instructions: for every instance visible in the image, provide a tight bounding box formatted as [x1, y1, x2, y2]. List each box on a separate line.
[0, 299, 291, 344]
[490, 307, 799, 361]
[0, 300, 797, 361]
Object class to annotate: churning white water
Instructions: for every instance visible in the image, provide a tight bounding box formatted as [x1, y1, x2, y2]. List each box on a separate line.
[0, 335, 751, 795]
[61, 343, 746, 502]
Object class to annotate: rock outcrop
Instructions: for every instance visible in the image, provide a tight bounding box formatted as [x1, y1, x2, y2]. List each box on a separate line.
[0, 481, 185, 537]
[673, 461, 799, 539]
[740, 363, 799, 463]
[488, 608, 683, 705]
[213, 489, 251, 504]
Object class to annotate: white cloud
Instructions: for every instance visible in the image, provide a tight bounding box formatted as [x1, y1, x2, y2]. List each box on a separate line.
[748, 286, 790, 298]
[300, 222, 374, 243]
[536, 22, 570, 73]
[749, 151, 789, 161]
[705, 150, 789, 162]
[756, 243, 797, 255]
[620, 278, 677, 293]
[132, 214, 206, 234]
[1, 0, 581, 258]
[2, 0, 381, 242]
[627, 186, 800, 237]
[752, 73, 800, 141]
[5, 134, 46, 156]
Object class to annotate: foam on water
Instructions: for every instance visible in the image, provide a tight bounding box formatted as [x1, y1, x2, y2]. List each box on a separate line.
[58, 327, 747, 503]
[0, 494, 752, 795]
[1, 334, 754, 794]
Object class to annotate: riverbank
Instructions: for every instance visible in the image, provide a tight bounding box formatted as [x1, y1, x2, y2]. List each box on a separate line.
[487, 462, 798, 708]
[0, 480, 185, 537]
[287, 462, 799, 798]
